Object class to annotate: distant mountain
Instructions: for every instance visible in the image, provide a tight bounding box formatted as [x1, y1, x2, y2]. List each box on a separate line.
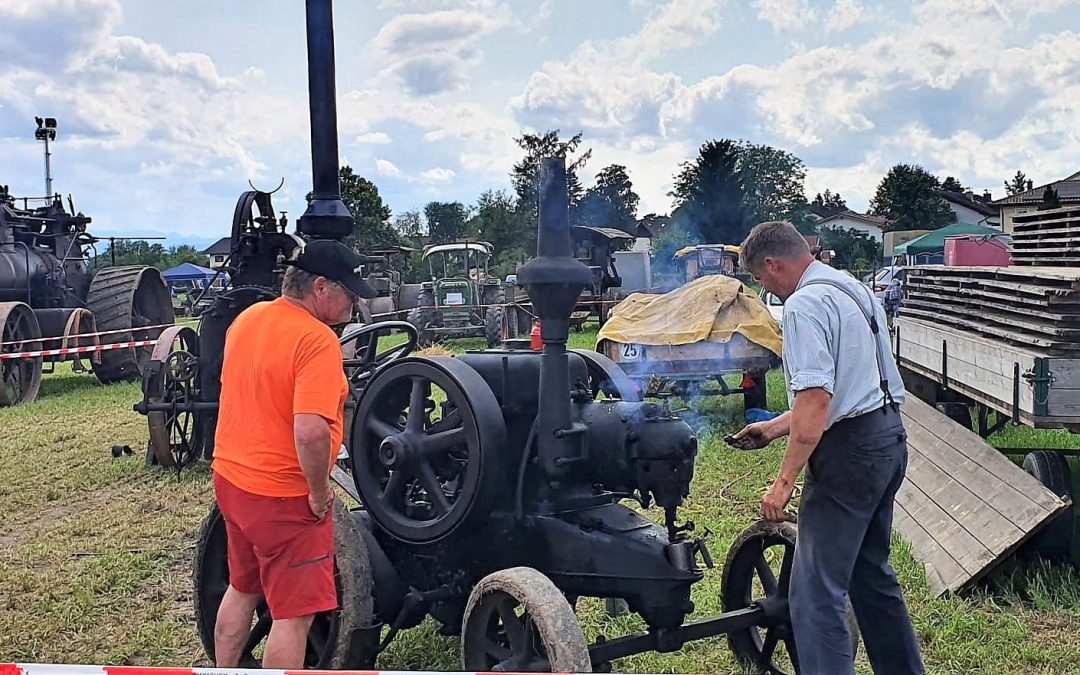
[91, 229, 223, 251]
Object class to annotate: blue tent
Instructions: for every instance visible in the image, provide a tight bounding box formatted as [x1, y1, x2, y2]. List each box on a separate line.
[162, 262, 217, 284]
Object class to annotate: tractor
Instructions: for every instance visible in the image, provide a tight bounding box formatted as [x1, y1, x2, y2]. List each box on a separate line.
[358, 244, 423, 320]
[405, 241, 504, 347]
[0, 145, 174, 407]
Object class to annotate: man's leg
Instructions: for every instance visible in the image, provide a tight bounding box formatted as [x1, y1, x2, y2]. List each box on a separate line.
[263, 614, 317, 668]
[789, 476, 866, 675]
[214, 585, 263, 667]
[849, 449, 926, 675]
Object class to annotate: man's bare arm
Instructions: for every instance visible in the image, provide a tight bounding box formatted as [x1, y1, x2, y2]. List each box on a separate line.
[761, 388, 831, 521]
[295, 413, 334, 517]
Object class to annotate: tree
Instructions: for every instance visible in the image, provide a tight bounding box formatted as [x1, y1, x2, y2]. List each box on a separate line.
[940, 176, 966, 193]
[392, 210, 424, 242]
[469, 189, 533, 276]
[1040, 186, 1062, 210]
[423, 201, 471, 244]
[812, 190, 847, 210]
[669, 139, 754, 244]
[736, 141, 808, 224]
[650, 228, 692, 276]
[338, 165, 397, 250]
[1005, 170, 1033, 196]
[575, 164, 640, 234]
[869, 164, 954, 231]
[511, 130, 592, 219]
[818, 226, 881, 274]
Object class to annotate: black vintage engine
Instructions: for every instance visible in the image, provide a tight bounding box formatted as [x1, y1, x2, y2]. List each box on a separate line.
[0, 185, 173, 406]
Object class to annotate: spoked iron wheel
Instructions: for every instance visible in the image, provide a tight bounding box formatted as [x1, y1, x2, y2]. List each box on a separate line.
[192, 500, 376, 669]
[462, 567, 591, 673]
[144, 326, 205, 469]
[348, 356, 505, 544]
[722, 521, 859, 675]
[0, 302, 43, 406]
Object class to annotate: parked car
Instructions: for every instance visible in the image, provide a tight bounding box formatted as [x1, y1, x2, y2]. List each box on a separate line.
[870, 266, 906, 299]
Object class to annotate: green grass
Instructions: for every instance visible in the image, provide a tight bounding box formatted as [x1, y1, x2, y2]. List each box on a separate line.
[3, 334, 1080, 672]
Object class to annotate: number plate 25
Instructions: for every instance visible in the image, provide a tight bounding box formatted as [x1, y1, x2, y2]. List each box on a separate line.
[619, 343, 643, 362]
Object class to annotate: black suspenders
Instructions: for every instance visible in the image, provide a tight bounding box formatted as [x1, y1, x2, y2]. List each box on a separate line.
[800, 278, 898, 412]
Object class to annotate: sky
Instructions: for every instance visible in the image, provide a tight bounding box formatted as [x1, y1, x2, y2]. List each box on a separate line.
[1, 0, 1079, 248]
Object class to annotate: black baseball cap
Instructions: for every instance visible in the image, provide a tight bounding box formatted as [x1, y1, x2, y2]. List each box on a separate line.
[287, 239, 377, 299]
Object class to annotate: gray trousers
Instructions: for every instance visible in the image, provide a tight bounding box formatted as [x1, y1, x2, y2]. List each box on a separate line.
[789, 406, 925, 675]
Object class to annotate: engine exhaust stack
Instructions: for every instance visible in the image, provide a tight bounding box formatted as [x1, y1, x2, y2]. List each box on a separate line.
[298, 0, 353, 241]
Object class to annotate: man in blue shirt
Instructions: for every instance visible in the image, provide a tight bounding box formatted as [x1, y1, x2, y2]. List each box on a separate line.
[731, 221, 924, 675]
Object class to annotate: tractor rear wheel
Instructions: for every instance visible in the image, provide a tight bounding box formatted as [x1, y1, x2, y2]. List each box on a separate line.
[87, 266, 174, 384]
[0, 302, 43, 406]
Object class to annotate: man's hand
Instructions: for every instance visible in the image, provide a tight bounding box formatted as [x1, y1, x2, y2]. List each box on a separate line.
[762, 478, 795, 522]
[308, 488, 334, 520]
[729, 421, 774, 450]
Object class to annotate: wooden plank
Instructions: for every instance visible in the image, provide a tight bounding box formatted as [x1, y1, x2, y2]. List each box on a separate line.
[903, 289, 1080, 325]
[892, 498, 967, 596]
[899, 307, 1080, 351]
[906, 265, 1080, 285]
[905, 281, 1080, 311]
[891, 397, 1071, 595]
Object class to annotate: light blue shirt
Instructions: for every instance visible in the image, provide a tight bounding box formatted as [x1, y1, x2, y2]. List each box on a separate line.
[781, 261, 906, 429]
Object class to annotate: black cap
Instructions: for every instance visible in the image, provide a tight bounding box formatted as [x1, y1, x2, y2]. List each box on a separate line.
[288, 239, 377, 299]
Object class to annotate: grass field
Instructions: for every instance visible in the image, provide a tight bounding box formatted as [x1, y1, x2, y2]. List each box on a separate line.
[3, 326, 1080, 673]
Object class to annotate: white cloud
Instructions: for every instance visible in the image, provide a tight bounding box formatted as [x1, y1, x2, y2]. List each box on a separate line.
[375, 158, 402, 177]
[371, 8, 512, 95]
[420, 167, 456, 182]
[826, 0, 868, 32]
[356, 131, 393, 144]
[754, 0, 867, 33]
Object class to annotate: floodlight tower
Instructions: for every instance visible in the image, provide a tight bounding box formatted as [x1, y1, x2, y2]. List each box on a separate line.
[34, 116, 58, 198]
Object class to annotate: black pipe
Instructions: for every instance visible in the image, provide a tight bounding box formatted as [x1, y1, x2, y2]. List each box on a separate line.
[297, 0, 354, 240]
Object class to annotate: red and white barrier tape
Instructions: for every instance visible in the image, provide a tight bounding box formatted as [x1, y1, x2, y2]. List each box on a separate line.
[1, 666, 581, 675]
[0, 340, 157, 361]
[0, 323, 175, 350]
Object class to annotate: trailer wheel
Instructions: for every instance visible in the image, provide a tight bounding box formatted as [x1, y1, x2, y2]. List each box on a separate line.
[1022, 451, 1074, 562]
[462, 566, 591, 673]
[0, 302, 42, 406]
[193, 499, 377, 669]
[723, 520, 859, 675]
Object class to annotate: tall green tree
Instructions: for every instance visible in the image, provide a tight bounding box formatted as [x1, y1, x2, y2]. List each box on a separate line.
[1040, 186, 1062, 210]
[1005, 170, 1033, 196]
[511, 130, 592, 219]
[338, 165, 397, 250]
[576, 164, 640, 234]
[818, 226, 881, 274]
[392, 209, 424, 242]
[736, 141, 808, 224]
[869, 164, 954, 231]
[940, 176, 966, 192]
[812, 190, 847, 210]
[669, 139, 754, 244]
[423, 201, 471, 244]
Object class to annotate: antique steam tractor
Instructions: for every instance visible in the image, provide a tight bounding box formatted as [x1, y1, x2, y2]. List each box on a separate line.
[189, 3, 837, 674]
[0, 177, 173, 407]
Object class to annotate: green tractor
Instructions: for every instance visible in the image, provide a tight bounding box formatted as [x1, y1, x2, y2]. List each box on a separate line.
[406, 241, 504, 346]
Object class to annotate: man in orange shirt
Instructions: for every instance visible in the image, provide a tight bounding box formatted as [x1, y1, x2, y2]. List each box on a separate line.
[210, 239, 374, 668]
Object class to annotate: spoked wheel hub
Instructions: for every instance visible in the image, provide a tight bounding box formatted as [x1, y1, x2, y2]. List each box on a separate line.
[349, 356, 505, 544]
[143, 326, 205, 469]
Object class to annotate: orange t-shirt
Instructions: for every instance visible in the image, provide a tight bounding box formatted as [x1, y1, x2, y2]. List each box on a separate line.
[212, 297, 348, 497]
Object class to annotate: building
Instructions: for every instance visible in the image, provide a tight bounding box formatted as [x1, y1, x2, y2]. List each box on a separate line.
[806, 203, 849, 222]
[941, 190, 999, 227]
[990, 171, 1080, 233]
[814, 212, 888, 242]
[202, 237, 231, 269]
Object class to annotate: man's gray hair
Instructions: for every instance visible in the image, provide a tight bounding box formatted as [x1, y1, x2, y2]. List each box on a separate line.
[740, 220, 811, 271]
[282, 264, 319, 298]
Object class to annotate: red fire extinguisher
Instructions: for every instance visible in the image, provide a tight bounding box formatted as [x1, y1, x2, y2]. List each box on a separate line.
[530, 321, 542, 350]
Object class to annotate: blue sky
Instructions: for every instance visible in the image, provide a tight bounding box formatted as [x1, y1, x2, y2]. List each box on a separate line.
[2, 0, 1079, 248]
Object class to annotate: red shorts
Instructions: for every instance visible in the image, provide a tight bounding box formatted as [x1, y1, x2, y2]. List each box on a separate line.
[213, 472, 338, 620]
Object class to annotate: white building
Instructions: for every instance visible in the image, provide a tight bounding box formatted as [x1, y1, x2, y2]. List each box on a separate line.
[815, 212, 888, 242]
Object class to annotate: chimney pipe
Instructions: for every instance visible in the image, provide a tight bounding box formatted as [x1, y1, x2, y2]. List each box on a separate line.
[297, 0, 353, 240]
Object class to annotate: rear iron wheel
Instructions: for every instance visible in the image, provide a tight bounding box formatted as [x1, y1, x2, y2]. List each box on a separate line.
[0, 302, 43, 406]
[722, 521, 859, 675]
[348, 356, 506, 544]
[192, 499, 377, 669]
[87, 266, 174, 384]
[462, 566, 591, 673]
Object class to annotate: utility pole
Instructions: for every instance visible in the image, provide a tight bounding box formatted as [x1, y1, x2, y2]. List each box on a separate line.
[34, 117, 57, 198]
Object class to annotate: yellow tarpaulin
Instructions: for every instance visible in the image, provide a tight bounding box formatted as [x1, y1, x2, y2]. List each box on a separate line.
[597, 274, 782, 356]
